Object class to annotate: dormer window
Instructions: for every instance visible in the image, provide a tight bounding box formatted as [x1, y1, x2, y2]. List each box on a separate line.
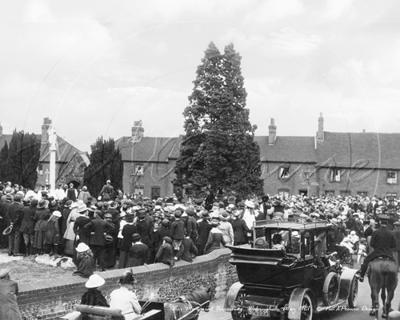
[279, 165, 290, 179]
[330, 168, 340, 182]
[387, 171, 397, 184]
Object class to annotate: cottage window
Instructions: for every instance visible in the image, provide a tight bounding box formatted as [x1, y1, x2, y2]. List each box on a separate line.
[387, 171, 397, 184]
[277, 188, 290, 199]
[279, 167, 290, 179]
[387, 192, 397, 199]
[325, 190, 335, 196]
[134, 186, 144, 196]
[134, 164, 144, 176]
[330, 168, 341, 182]
[38, 164, 43, 175]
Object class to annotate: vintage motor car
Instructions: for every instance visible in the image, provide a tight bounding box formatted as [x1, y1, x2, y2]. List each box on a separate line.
[224, 220, 358, 320]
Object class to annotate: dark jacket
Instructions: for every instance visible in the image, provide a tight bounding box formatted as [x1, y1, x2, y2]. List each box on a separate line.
[19, 205, 36, 234]
[127, 242, 149, 267]
[231, 218, 249, 244]
[170, 219, 185, 241]
[85, 218, 114, 246]
[120, 224, 138, 252]
[74, 216, 91, 245]
[186, 216, 198, 240]
[6, 202, 24, 229]
[136, 219, 151, 247]
[176, 237, 198, 262]
[155, 241, 174, 266]
[370, 225, 396, 258]
[197, 220, 212, 246]
[392, 227, 400, 251]
[157, 227, 171, 252]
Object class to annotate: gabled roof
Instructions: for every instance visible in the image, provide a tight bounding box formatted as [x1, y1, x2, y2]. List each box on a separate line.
[254, 136, 317, 163]
[116, 136, 182, 162]
[39, 135, 83, 163]
[316, 132, 400, 169]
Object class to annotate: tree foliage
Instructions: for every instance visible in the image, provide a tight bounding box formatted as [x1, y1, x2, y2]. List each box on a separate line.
[83, 137, 123, 197]
[175, 42, 264, 198]
[1, 130, 40, 188]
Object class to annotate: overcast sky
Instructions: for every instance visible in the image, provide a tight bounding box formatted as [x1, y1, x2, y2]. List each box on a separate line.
[1, 0, 399, 152]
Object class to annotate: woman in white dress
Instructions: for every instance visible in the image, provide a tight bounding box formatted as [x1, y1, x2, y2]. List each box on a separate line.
[63, 202, 80, 255]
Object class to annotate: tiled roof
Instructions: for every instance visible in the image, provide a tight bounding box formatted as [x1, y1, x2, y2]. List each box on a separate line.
[254, 136, 317, 163]
[316, 132, 400, 169]
[116, 136, 182, 162]
[39, 135, 83, 163]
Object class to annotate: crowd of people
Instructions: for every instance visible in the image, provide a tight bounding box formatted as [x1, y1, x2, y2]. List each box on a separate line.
[1, 180, 400, 277]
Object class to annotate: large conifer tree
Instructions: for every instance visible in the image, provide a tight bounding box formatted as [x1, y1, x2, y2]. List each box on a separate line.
[175, 42, 263, 198]
[83, 137, 123, 198]
[6, 130, 40, 188]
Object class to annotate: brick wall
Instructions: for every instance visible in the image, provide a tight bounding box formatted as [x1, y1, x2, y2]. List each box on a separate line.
[18, 248, 237, 320]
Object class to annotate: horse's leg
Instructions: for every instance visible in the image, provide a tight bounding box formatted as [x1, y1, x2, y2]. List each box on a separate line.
[382, 286, 387, 318]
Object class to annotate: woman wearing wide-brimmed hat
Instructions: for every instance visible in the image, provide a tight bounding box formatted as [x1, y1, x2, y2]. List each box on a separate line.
[204, 219, 226, 255]
[218, 211, 234, 246]
[73, 242, 94, 278]
[81, 274, 108, 313]
[33, 199, 50, 254]
[42, 211, 61, 256]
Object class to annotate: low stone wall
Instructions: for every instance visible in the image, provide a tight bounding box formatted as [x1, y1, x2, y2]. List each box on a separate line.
[18, 248, 237, 320]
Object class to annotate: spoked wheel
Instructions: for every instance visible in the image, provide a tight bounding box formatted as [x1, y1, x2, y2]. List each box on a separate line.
[231, 290, 252, 320]
[347, 277, 358, 308]
[300, 293, 313, 320]
[323, 272, 340, 306]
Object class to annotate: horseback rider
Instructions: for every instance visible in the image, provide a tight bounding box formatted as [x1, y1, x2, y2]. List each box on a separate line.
[355, 215, 396, 282]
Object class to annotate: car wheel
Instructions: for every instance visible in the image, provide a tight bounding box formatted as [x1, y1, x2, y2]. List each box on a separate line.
[347, 276, 358, 308]
[231, 290, 252, 320]
[322, 272, 340, 306]
[300, 293, 313, 320]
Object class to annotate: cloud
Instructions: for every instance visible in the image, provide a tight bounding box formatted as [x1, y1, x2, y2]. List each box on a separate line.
[244, 0, 304, 24]
[270, 28, 321, 56]
[318, 0, 354, 22]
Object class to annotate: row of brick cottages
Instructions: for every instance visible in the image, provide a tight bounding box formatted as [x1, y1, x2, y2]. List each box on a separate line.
[0, 116, 398, 199]
[115, 116, 400, 200]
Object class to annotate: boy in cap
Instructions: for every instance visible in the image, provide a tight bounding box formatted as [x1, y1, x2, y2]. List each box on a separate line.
[356, 215, 396, 282]
[155, 236, 174, 267]
[170, 210, 185, 253]
[0, 268, 22, 319]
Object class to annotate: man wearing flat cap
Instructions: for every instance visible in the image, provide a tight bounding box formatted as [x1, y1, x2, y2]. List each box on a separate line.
[0, 268, 22, 319]
[356, 215, 396, 282]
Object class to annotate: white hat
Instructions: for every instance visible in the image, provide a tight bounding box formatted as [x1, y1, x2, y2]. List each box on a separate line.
[76, 242, 89, 253]
[70, 202, 78, 209]
[85, 274, 105, 288]
[245, 200, 255, 208]
[52, 211, 62, 218]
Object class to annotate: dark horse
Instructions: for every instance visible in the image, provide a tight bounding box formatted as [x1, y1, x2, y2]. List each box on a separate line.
[368, 258, 398, 319]
[164, 288, 211, 320]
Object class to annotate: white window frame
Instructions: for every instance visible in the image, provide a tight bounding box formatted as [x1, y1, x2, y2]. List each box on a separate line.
[134, 186, 144, 196]
[387, 171, 397, 184]
[330, 168, 341, 182]
[134, 164, 144, 176]
[279, 167, 290, 179]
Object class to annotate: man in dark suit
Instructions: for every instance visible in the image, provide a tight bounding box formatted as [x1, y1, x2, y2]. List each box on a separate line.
[231, 210, 250, 245]
[185, 208, 198, 244]
[127, 233, 149, 267]
[6, 194, 24, 256]
[155, 236, 174, 267]
[19, 199, 37, 256]
[136, 209, 151, 247]
[175, 236, 198, 262]
[118, 214, 137, 268]
[197, 211, 212, 255]
[0, 194, 13, 249]
[84, 216, 114, 271]
[73, 206, 92, 246]
[356, 215, 396, 282]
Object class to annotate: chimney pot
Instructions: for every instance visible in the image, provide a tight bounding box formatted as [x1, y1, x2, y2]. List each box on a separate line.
[317, 113, 324, 142]
[132, 120, 144, 142]
[268, 118, 277, 145]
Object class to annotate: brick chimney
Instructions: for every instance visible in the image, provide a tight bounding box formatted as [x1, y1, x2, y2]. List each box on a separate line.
[132, 120, 144, 142]
[41, 117, 52, 144]
[316, 112, 324, 142]
[268, 118, 276, 145]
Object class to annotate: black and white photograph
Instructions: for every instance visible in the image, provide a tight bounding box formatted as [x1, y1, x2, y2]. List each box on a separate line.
[0, 1, 400, 319]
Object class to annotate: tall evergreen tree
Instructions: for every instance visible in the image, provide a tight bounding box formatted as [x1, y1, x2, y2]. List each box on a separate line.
[6, 130, 40, 188]
[83, 137, 123, 198]
[0, 140, 9, 182]
[175, 42, 264, 198]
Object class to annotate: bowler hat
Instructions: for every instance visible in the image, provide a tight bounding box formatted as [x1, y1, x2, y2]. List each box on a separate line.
[163, 236, 172, 244]
[37, 199, 49, 209]
[132, 233, 141, 242]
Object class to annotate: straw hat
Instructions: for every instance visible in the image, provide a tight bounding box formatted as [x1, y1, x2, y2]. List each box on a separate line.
[52, 211, 62, 218]
[85, 274, 105, 288]
[76, 243, 89, 252]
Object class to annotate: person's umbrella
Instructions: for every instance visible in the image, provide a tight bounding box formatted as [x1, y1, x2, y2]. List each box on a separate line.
[67, 180, 80, 189]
